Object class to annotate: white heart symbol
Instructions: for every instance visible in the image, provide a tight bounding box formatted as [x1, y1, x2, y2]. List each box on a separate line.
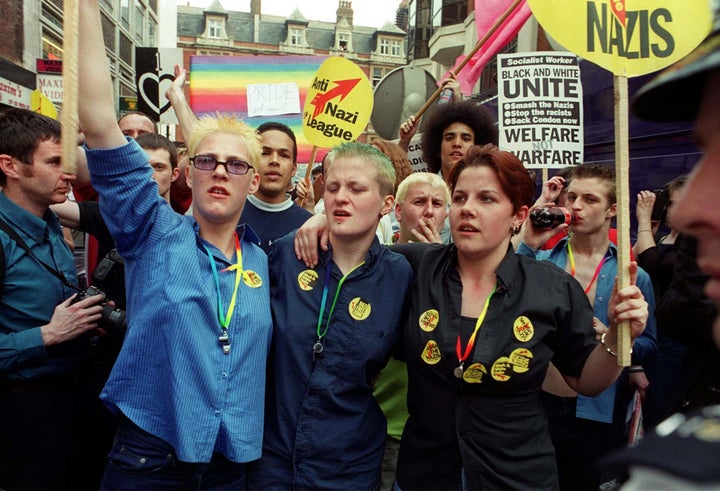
[138, 72, 174, 115]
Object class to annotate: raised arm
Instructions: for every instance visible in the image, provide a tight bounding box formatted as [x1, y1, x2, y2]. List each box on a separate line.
[165, 64, 199, 141]
[50, 200, 81, 229]
[633, 190, 658, 256]
[78, 0, 127, 149]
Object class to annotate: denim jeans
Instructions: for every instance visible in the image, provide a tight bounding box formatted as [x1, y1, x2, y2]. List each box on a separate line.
[100, 416, 247, 491]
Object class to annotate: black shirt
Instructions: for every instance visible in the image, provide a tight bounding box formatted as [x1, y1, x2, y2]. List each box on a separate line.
[393, 243, 596, 491]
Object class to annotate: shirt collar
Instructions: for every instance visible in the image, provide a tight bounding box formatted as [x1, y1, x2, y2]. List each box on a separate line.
[247, 194, 294, 212]
[0, 191, 59, 243]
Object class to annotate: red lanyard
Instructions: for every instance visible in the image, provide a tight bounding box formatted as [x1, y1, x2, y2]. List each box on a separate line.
[566, 242, 608, 294]
[455, 285, 496, 377]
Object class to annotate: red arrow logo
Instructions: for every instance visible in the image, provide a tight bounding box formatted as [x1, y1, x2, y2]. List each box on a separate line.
[309, 78, 361, 119]
[611, 0, 626, 28]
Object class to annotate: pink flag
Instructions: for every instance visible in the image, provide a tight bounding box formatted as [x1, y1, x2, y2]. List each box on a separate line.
[442, 0, 531, 96]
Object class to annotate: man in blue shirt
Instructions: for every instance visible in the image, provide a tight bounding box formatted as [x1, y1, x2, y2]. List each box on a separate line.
[78, 3, 272, 489]
[0, 108, 105, 490]
[517, 163, 657, 490]
[165, 71, 312, 253]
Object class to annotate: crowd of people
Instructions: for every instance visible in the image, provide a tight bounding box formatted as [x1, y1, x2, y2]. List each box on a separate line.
[0, 0, 719, 489]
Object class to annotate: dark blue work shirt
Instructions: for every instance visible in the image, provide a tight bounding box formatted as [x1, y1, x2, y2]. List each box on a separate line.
[249, 233, 413, 490]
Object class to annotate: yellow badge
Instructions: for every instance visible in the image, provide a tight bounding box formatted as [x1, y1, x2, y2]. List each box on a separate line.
[418, 309, 440, 332]
[349, 297, 371, 321]
[510, 348, 533, 373]
[462, 362, 487, 384]
[421, 340, 442, 365]
[513, 316, 534, 342]
[242, 270, 263, 288]
[694, 418, 720, 443]
[297, 269, 319, 291]
[491, 357, 513, 382]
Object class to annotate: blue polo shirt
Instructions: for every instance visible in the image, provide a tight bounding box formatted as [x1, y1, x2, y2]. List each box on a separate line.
[85, 138, 272, 463]
[0, 192, 81, 379]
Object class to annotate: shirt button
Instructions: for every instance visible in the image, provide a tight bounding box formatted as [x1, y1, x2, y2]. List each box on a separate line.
[214, 410, 221, 417]
[598, 297, 604, 302]
[600, 274, 606, 279]
[221, 372, 228, 379]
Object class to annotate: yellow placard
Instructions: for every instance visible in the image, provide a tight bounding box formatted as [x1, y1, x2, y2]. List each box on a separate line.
[527, 0, 713, 76]
[302, 56, 373, 147]
[31, 89, 58, 119]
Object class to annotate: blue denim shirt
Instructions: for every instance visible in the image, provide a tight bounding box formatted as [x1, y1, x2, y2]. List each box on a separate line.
[517, 238, 657, 423]
[0, 192, 81, 379]
[85, 139, 272, 463]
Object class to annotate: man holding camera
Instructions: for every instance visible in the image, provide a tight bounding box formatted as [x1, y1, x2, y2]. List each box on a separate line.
[0, 108, 105, 490]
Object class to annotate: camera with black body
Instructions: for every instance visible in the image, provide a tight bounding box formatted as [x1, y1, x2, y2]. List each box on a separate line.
[651, 187, 670, 222]
[72, 249, 127, 333]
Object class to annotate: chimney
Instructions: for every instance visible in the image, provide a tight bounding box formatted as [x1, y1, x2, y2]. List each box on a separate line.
[336, 0, 353, 28]
[251, 0, 261, 16]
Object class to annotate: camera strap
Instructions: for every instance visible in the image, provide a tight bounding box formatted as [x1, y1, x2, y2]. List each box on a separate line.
[0, 217, 81, 292]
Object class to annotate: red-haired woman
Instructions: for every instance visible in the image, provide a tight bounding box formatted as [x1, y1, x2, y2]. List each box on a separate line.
[295, 145, 649, 490]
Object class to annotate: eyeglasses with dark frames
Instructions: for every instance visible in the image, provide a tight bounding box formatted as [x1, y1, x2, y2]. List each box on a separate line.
[190, 155, 254, 176]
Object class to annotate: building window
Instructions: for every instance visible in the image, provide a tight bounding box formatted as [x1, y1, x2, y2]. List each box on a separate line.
[148, 21, 156, 46]
[120, 0, 130, 29]
[101, 11, 116, 51]
[372, 68, 383, 87]
[290, 27, 304, 46]
[338, 33, 349, 51]
[42, 31, 64, 60]
[441, 0, 468, 27]
[101, 0, 114, 13]
[208, 19, 223, 38]
[135, 5, 145, 43]
[119, 32, 133, 66]
[390, 39, 402, 56]
[379, 38, 389, 55]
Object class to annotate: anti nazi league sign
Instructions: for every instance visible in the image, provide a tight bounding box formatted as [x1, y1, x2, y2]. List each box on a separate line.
[134, 48, 183, 123]
[498, 52, 583, 168]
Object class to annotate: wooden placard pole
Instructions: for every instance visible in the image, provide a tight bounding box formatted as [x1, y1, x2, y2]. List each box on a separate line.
[613, 74, 632, 367]
[61, 0, 80, 174]
[412, 0, 524, 121]
[299, 145, 320, 207]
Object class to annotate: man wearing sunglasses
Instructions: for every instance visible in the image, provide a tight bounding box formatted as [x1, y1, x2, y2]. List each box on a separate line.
[77, 2, 273, 488]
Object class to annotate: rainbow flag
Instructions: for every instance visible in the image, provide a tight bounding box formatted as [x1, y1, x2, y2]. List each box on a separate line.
[189, 55, 326, 164]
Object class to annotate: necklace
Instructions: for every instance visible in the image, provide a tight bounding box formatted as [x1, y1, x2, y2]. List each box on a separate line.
[203, 233, 242, 354]
[313, 258, 365, 360]
[454, 284, 496, 378]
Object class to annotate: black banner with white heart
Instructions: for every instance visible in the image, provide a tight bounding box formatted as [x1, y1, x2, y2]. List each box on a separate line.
[135, 47, 182, 124]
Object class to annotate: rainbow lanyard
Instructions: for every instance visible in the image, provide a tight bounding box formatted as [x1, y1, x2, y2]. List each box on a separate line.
[203, 233, 242, 354]
[312, 260, 365, 359]
[566, 242, 608, 295]
[455, 285, 496, 378]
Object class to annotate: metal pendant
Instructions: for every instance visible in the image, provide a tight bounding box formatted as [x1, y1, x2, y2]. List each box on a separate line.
[219, 331, 230, 355]
[313, 341, 324, 355]
[454, 363, 464, 379]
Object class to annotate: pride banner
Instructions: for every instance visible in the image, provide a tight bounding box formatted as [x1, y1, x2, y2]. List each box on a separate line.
[189, 55, 326, 163]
